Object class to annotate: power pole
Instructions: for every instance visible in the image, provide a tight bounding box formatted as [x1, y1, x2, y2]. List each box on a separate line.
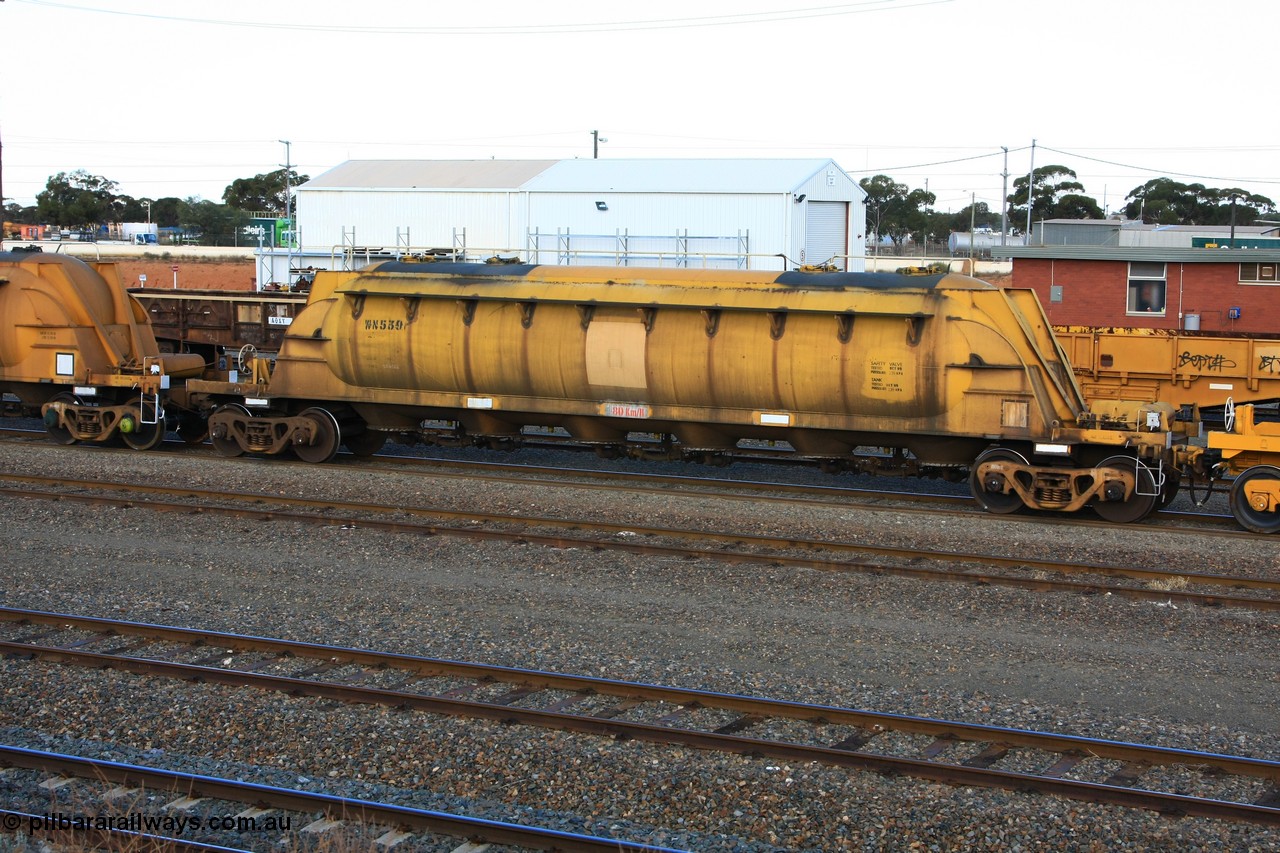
[1000, 146, 1009, 246]
[1229, 193, 1239, 248]
[279, 140, 293, 288]
[922, 178, 929, 258]
[969, 191, 976, 265]
[1025, 138, 1036, 243]
[0, 124, 5, 252]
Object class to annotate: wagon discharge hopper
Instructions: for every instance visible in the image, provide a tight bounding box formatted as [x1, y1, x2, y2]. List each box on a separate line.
[0, 251, 204, 448]
[192, 261, 1205, 522]
[1207, 401, 1280, 534]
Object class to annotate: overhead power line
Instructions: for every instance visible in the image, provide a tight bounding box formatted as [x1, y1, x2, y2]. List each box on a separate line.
[16, 0, 954, 35]
[852, 146, 1032, 176]
[1039, 145, 1280, 187]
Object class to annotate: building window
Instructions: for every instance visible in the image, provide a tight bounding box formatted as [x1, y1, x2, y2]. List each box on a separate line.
[1127, 261, 1166, 314]
[1240, 262, 1278, 284]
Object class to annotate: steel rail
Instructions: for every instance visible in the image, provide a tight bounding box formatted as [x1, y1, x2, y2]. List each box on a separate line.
[0, 468, 1249, 585]
[3, 609, 1279, 826]
[0, 475, 1276, 611]
[0, 747, 684, 852]
[0, 425, 912, 498]
[357, 449, 1239, 530]
[0, 426, 1243, 532]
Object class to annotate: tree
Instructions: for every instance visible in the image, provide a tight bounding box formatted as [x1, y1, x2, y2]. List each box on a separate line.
[1123, 178, 1210, 224]
[150, 197, 184, 228]
[860, 175, 935, 253]
[19, 168, 186, 230]
[1007, 165, 1103, 228]
[111, 197, 153, 223]
[222, 168, 308, 214]
[179, 198, 251, 246]
[1211, 187, 1277, 230]
[35, 170, 120, 227]
[1122, 178, 1275, 225]
[939, 201, 1001, 234]
[3, 200, 38, 225]
[1051, 193, 1106, 220]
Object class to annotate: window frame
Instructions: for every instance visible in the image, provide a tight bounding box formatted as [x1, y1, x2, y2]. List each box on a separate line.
[1126, 262, 1167, 316]
[1239, 262, 1278, 285]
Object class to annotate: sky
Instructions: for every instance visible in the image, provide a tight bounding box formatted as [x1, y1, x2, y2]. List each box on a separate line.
[2, 0, 1277, 220]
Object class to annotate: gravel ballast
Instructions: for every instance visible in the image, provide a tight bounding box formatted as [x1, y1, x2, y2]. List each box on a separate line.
[0, 439, 1278, 851]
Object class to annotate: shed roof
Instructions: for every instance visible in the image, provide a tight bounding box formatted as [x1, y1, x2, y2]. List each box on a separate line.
[301, 158, 855, 195]
[524, 158, 850, 193]
[303, 160, 558, 190]
[993, 246, 1280, 263]
[1143, 224, 1273, 234]
[1035, 219, 1275, 235]
[1036, 218, 1138, 227]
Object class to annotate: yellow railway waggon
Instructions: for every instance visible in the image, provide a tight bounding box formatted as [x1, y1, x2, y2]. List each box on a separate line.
[9, 250, 1279, 531]
[189, 259, 1202, 524]
[1208, 401, 1280, 533]
[0, 251, 204, 447]
[1055, 326, 1280, 415]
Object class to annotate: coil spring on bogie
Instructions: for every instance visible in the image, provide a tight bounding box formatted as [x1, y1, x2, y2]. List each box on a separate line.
[74, 413, 102, 437]
[1035, 487, 1072, 506]
[242, 422, 274, 450]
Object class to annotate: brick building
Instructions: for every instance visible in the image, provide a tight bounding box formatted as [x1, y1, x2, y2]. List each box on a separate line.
[992, 246, 1280, 335]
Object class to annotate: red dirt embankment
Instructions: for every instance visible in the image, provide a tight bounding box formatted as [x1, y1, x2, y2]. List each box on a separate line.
[115, 259, 257, 292]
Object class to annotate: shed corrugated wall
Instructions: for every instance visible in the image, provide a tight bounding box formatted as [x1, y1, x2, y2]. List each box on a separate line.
[525, 192, 787, 268]
[300, 189, 523, 252]
[293, 159, 865, 270]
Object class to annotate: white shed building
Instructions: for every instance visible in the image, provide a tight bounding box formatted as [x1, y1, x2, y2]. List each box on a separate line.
[259, 158, 866, 287]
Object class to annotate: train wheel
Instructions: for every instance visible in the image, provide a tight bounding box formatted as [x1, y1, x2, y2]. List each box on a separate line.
[210, 404, 250, 458]
[969, 448, 1028, 514]
[343, 429, 387, 457]
[295, 407, 341, 464]
[119, 407, 166, 451]
[1093, 456, 1158, 524]
[1229, 465, 1280, 534]
[43, 392, 80, 446]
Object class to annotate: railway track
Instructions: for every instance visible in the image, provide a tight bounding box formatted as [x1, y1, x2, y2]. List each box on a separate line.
[1, 745, 680, 852]
[364, 448, 1244, 530]
[0, 468, 1277, 612]
[3, 608, 1279, 828]
[0, 425, 1248, 533]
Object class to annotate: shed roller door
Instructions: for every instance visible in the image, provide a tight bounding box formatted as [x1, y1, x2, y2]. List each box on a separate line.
[805, 202, 848, 269]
